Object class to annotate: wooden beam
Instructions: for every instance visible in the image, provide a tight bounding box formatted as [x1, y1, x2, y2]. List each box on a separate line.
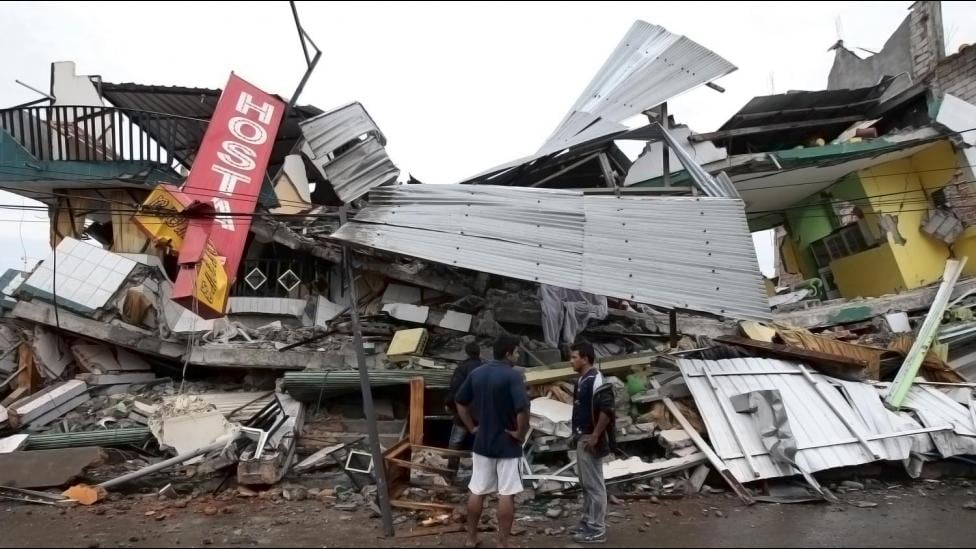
[388, 458, 454, 477]
[524, 353, 656, 385]
[528, 152, 602, 188]
[651, 379, 754, 505]
[395, 525, 465, 539]
[714, 335, 869, 381]
[411, 445, 470, 458]
[688, 114, 865, 143]
[409, 378, 425, 447]
[390, 500, 458, 512]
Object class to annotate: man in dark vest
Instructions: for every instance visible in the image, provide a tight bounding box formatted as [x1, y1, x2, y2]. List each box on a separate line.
[569, 342, 614, 544]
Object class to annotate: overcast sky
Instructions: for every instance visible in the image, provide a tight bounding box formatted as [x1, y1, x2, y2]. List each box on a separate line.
[2, 1, 975, 277]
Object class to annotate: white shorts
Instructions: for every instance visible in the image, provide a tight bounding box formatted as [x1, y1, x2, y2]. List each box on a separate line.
[469, 453, 523, 496]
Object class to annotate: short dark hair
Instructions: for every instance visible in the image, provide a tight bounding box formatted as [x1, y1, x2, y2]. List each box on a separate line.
[464, 342, 481, 359]
[570, 342, 595, 365]
[493, 335, 520, 360]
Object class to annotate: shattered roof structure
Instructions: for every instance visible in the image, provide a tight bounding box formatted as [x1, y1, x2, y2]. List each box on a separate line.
[459, 20, 736, 186]
[332, 184, 770, 320]
[706, 82, 889, 154]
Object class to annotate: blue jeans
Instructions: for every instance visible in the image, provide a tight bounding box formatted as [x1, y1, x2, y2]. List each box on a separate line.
[448, 423, 469, 473]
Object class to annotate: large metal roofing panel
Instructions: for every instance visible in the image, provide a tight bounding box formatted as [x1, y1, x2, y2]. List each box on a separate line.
[458, 20, 735, 185]
[899, 384, 976, 457]
[332, 184, 770, 320]
[299, 102, 386, 158]
[677, 358, 914, 483]
[321, 137, 400, 203]
[540, 21, 736, 155]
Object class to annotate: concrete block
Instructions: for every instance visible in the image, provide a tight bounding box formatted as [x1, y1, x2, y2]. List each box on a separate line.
[32, 327, 72, 379]
[0, 447, 107, 488]
[8, 380, 88, 428]
[382, 284, 422, 305]
[76, 372, 156, 385]
[437, 310, 473, 332]
[382, 303, 430, 323]
[26, 393, 91, 430]
[152, 410, 232, 460]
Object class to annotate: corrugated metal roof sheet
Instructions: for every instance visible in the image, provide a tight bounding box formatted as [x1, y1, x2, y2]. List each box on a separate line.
[459, 20, 735, 185]
[299, 102, 399, 203]
[299, 102, 386, 157]
[333, 184, 770, 320]
[678, 357, 920, 483]
[898, 384, 976, 457]
[540, 21, 736, 155]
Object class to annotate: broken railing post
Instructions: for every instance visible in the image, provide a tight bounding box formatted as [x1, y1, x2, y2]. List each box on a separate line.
[885, 257, 968, 410]
[339, 207, 395, 537]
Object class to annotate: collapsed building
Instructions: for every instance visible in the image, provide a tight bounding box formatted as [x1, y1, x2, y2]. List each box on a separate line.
[0, 3, 975, 532]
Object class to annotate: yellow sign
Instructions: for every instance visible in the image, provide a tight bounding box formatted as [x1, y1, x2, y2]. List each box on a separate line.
[194, 240, 230, 318]
[133, 185, 189, 252]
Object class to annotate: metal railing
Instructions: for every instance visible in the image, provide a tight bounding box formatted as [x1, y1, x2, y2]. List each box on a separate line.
[0, 105, 208, 167]
[232, 258, 328, 299]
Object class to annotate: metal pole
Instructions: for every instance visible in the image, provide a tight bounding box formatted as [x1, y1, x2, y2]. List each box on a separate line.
[99, 435, 236, 490]
[798, 365, 881, 459]
[702, 368, 760, 478]
[661, 102, 670, 188]
[339, 207, 395, 537]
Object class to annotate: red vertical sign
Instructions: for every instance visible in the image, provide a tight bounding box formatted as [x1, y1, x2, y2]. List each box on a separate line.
[170, 74, 286, 318]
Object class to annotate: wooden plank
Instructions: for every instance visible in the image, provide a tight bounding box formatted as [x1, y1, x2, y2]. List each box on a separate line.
[651, 379, 754, 505]
[411, 445, 470, 458]
[388, 458, 454, 476]
[391, 499, 458, 512]
[688, 114, 865, 143]
[395, 525, 465, 539]
[715, 335, 869, 381]
[524, 354, 655, 385]
[409, 377, 424, 446]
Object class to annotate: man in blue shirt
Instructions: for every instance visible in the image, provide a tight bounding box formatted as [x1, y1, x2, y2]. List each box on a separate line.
[455, 334, 530, 549]
[569, 342, 614, 544]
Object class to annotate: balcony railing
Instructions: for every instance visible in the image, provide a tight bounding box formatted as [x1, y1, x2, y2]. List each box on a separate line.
[0, 105, 207, 167]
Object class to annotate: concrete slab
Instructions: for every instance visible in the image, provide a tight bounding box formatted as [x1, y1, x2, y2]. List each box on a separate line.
[0, 434, 29, 453]
[8, 379, 88, 428]
[72, 344, 152, 373]
[382, 284, 422, 305]
[12, 300, 185, 358]
[437, 310, 473, 332]
[26, 393, 92, 430]
[382, 303, 430, 323]
[152, 409, 231, 459]
[32, 327, 72, 379]
[314, 296, 346, 326]
[76, 372, 156, 385]
[0, 447, 107, 488]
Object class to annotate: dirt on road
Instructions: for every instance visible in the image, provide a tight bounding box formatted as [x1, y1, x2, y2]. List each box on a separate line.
[3, 479, 976, 548]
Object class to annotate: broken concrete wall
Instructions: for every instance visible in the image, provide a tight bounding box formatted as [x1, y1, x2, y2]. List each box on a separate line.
[933, 45, 976, 104]
[827, 2, 944, 101]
